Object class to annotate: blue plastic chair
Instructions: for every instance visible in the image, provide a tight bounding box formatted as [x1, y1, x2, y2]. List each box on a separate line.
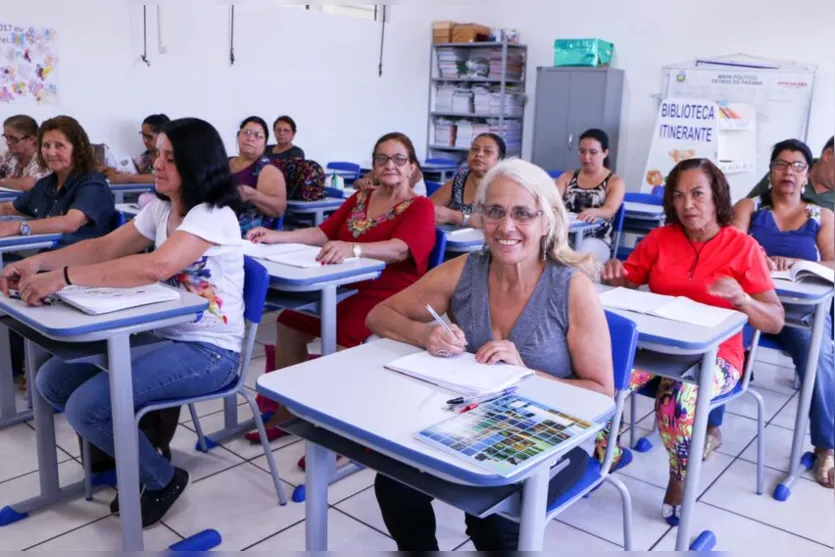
[624, 192, 663, 205]
[501, 310, 637, 550]
[109, 210, 126, 231]
[425, 181, 443, 197]
[81, 257, 288, 506]
[617, 193, 665, 260]
[428, 228, 447, 271]
[324, 187, 345, 199]
[651, 185, 665, 197]
[547, 169, 563, 179]
[629, 324, 765, 498]
[326, 162, 361, 182]
[425, 157, 458, 166]
[611, 203, 626, 259]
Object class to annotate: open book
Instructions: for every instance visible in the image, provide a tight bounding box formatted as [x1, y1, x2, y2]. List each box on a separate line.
[241, 241, 310, 260]
[55, 284, 180, 316]
[385, 350, 534, 396]
[262, 245, 357, 268]
[599, 287, 736, 328]
[771, 261, 834, 285]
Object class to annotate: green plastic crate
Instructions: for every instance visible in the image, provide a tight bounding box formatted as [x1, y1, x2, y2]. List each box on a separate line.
[554, 38, 614, 67]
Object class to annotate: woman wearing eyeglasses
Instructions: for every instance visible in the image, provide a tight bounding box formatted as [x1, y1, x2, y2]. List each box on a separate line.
[243, 132, 436, 443]
[599, 158, 784, 525]
[0, 115, 50, 191]
[365, 159, 613, 551]
[106, 114, 170, 185]
[229, 116, 287, 235]
[707, 139, 834, 487]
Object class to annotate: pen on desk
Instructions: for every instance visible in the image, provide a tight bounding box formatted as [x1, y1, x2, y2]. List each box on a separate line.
[446, 386, 518, 406]
[458, 402, 479, 414]
[425, 304, 455, 337]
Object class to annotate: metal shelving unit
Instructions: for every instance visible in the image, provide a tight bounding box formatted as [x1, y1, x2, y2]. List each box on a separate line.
[426, 38, 527, 162]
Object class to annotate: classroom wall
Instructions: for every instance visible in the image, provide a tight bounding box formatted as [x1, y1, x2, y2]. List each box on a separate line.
[455, 0, 835, 196]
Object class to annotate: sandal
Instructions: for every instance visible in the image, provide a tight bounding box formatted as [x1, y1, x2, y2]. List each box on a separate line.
[703, 431, 722, 461]
[814, 451, 834, 489]
[662, 503, 682, 526]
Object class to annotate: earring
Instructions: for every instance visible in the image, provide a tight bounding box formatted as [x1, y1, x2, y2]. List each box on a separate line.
[540, 235, 548, 261]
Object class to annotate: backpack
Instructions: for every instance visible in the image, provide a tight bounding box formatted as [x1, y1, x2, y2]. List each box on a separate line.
[272, 159, 326, 201]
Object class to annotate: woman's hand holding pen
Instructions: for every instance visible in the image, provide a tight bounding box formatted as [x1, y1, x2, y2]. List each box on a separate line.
[424, 322, 467, 358]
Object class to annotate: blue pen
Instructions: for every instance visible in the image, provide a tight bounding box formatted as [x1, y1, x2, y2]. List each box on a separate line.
[446, 386, 518, 407]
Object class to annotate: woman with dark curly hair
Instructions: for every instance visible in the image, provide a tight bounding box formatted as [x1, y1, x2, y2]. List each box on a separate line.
[0, 118, 244, 528]
[0, 115, 115, 246]
[597, 158, 785, 525]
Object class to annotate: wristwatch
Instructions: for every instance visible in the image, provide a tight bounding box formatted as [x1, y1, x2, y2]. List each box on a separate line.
[352, 243, 362, 258]
[19, 222, 31, 236]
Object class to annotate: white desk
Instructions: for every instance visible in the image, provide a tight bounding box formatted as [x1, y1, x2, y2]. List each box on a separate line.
[0, 292, 208, 551]
[256, 338, 614, 550]
[771, 279, 834, 501]
[443, 218, 604, 255]
[0, 233, 62, 267]
[597, 285, 747, 550]
[624, 201, 665, 221]
[325, 168, 360, 180]
[107, 182, 154, 204]
[116, 203, 141, 219]
[284, 197, 346, 226]
[0, 186, 22, 201]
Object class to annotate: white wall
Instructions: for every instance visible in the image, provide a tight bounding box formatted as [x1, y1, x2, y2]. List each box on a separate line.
[2, 0, 833, 195]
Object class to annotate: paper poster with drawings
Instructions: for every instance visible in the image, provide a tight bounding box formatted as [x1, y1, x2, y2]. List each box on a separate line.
[0, 22, 58, 105]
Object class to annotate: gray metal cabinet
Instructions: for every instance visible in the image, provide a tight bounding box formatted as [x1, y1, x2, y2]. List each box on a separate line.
[531, 67, 624, 173]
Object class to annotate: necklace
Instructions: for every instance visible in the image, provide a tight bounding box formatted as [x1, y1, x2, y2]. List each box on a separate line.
[684, 230, 721, 280]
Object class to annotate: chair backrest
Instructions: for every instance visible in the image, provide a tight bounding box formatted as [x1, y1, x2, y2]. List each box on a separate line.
[624, 192, 663, 206]
[425, 157, 458, 166]
[237, 256, 270, 388]
[610, 203, 627, 255]
[651, 185, 665, 197]
[428, 227, 447, 270]
[547, 169, 563, 179]
[326, 161, 361, 180]
[109, 210, 126, 232]
[324, 187, 345, 199]
[425, 181, 443, 197]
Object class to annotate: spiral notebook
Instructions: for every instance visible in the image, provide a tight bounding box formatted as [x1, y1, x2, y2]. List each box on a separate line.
[55, 284, 180, 315]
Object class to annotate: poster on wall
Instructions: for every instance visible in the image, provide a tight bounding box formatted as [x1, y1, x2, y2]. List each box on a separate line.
[663, 60, 815, 174]
[0, 22, 59, 105]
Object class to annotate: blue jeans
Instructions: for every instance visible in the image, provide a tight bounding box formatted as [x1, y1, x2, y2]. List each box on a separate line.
[36, 341, 239, 489]
[708, 313, 834, 450]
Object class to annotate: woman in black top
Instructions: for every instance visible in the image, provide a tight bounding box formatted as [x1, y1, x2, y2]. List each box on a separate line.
[267, 115, 305, 161]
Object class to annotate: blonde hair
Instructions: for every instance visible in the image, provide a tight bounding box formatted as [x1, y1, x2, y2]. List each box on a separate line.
[475, 158, 600, 280]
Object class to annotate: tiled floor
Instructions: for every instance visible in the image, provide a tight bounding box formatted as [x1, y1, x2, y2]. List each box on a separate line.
[1, 338, 833, 552]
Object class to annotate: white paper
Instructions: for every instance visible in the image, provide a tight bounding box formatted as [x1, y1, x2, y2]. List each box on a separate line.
[264, 246, 357, 269]
[56, 284, 180, 315]
[241, 242, 309, 259]
[598, 287, 675, 314]
[649, 297, 736, 328]
[447, 227, 477, 238]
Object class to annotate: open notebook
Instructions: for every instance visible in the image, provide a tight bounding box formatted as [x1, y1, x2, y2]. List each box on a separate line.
[385, 351, 534, 396]
[771, 261, 834, 285]
[599, 287, 736, 328]
[241, 241, 310, 259]
[55, 284, 180, 316]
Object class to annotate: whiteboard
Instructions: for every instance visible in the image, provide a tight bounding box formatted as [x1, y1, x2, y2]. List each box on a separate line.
[662, 65, 816, 175]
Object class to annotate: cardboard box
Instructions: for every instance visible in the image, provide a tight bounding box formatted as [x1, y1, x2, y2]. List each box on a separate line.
[451, 23, 491, 44]
[432, 20, 453, 44]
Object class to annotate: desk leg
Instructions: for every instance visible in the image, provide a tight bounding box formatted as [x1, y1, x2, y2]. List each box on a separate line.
[571, 231, 585, 252]
[305, 441, 330, 550]
[319, 285, 337, 357]
[108, 334, 143, 551]
[27, 341, 59, 496]
[0, 323, 32, 429]
[675, 347, 717, 550]
[517, 464, 549, 550]
[776, 300, 828, 499]
[313, 211, 324, 227]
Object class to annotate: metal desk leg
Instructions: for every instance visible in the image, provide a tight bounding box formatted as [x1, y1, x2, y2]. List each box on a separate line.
[571, 231, 585, 252]
[775, 300, 829, 500]
[108, 334, 143, 551]
[313, 211, 324, 227]
[305, 441, 330, 551]
[0, 323, 32, 429]
[517, 464, 549, 550]
[675, 347, 718, 551]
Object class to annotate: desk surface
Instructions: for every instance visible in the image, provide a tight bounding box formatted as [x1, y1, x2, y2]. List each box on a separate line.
[285, 197, 346, 210]
[0, 233, 62, 248]
[108, 183, 154, 192]
[624, 202, 665, 216]
[256, 338, 613, 486]
[773, 279, 833, 304]
[116, 203, 141, 216]
[0, 290, 208, 339]
[596, 285, 748, 353]
[260, 256, 385, 288]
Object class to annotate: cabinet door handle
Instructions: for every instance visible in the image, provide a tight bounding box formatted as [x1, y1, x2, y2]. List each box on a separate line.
[567, 133, 574, 150]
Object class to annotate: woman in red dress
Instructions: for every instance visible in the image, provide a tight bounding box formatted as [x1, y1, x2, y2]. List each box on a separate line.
[244, 132, 436, 442]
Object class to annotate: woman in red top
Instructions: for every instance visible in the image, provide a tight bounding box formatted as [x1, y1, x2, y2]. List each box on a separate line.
[244, 132, 436, 441]
[599, 158, 784, 525]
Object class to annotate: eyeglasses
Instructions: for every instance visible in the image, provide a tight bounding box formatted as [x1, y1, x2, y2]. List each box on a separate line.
[2, 134, 28, 145]
[481, 204, 543, 224]
[373, 154, 410, 167]
[771, 160, 808, 172]
[139, 132, 155, 141]
[240, 129, 265, 140]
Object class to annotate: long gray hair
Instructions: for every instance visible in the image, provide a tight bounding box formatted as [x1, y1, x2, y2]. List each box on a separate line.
[475, 158, 599, 279]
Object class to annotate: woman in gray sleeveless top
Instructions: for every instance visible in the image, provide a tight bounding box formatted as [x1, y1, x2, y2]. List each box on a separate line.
[366, 159, 614, 551]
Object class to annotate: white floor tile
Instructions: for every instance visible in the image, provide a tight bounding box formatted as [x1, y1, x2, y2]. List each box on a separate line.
[749, 360, 798, 396]
[187, 392, 247, 422]
[455, 540, 475, 551]
[0, 460, 115, 550]
[622, 393, 656, 431]
[769, 395, 799, 430]
[725, 387, 790, 422]
[49, 412, 82, 459]
[245, 508, 396, 551]
[547, 520, 624, 551]
[244, 355, 267, 390]
[162, 462, 305, 550]
[29, 517, 182, 551]
[700, 460, 835, 548]
[754, 347, 794, 368]
[335, 485, 469, 550]
[256, 322, 276, 345]
[652, 501, 829, 551]
[709, 412, 761, 458]
[617, 427, 735, 497]
[167, 421, 247, 482]
[556, 474, 669, 550]
[739, 424, 815, 481]
[250, 440, 375, 504]
[0, 422, 71, 483]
